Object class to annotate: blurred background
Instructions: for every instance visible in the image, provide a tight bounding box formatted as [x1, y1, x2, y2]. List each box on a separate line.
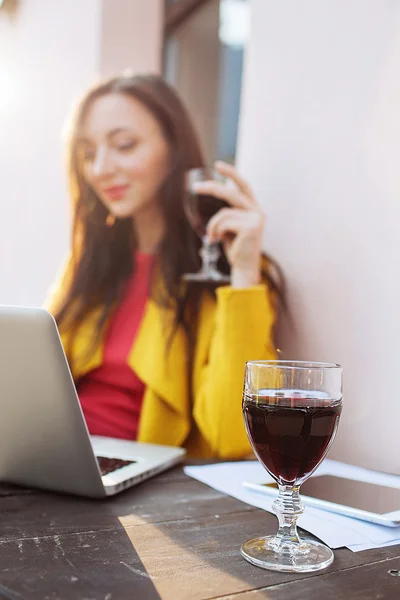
[1, 0, 400, 473]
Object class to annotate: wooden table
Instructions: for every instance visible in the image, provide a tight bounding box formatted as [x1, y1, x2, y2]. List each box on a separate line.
[0, 464, 398, 600]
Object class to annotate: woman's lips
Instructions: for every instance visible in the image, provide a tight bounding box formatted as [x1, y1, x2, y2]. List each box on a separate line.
[102, 184, 129, 201]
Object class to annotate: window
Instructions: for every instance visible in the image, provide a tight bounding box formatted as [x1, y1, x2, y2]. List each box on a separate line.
[164, 0, 249, 164]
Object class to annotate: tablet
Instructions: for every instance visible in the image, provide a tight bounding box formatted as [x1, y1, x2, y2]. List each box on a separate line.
[243, 475, 400, 527]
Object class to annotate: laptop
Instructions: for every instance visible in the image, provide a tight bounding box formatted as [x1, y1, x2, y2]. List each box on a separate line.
[0, 305, 186, 498]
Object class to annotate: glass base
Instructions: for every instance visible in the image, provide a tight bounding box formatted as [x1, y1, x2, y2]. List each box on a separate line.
[240, 535, 334, 573]
[183, 270, 230, 283]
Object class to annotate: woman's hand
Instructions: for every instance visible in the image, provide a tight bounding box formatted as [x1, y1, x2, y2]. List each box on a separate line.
[192, 161, 265, 288]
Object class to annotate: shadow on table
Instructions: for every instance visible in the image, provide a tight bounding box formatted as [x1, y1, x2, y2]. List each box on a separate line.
[0, 483, 161, 600]
[0, 468, 399, 600]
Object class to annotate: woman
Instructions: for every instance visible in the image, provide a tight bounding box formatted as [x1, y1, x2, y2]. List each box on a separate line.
[46, 73, 285, 458]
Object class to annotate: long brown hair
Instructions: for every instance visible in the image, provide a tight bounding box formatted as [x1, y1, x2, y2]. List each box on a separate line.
[55, 73, 286, 361]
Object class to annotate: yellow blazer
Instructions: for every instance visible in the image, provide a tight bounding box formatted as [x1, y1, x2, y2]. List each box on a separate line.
[47, 276, 276, 459]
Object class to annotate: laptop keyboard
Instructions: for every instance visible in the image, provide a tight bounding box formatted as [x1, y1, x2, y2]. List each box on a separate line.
[96, 456, 136, 476]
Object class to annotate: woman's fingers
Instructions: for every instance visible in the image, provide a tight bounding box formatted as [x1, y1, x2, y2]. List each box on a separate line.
[192, 180, 252, 210]
[207, 208, 264, 243]
[214, 161, 256, 203]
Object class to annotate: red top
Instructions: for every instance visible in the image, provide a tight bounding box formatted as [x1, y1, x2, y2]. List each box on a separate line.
[77, 252, 154, 440]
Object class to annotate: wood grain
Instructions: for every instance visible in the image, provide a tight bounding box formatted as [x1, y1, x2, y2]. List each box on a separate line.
[216, 556, 400, 599]
[0, 466, 397, 599]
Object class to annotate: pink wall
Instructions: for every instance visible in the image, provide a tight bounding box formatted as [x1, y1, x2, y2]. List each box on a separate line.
[0, 0, 101, 305]
[237, 0, 400, 474]
[100, 0, 164, 76]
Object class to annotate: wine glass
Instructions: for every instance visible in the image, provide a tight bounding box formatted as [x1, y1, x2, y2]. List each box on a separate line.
[241, 360, 343, 572]
[183, 167, 231, 282]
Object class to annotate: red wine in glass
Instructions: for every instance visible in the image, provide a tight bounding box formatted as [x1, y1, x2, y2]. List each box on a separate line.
[185, 193, 229, 237]
[240, 360, 343, 574]
[183, 167, 231, 282]
[243, 390, 342, 485]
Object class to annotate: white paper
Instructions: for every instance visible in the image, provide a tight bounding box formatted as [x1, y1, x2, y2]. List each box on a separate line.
[184, 459, 400, 552]
[347, 539, 400, 552]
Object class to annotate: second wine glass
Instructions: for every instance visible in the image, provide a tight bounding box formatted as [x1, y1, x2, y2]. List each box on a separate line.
[183, 167, 231, 282]
[241, 360, 343, 573]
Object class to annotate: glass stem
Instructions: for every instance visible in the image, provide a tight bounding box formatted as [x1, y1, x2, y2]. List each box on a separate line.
[200, 235, 220, 273]
[272, 485, 304, 550]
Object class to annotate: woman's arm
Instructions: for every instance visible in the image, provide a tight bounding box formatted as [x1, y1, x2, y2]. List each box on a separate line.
[192, 283, 277, 458]
[191, 161, 279, 457]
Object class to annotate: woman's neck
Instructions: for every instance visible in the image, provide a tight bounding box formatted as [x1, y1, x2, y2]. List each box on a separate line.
[132, 203, 165, 255]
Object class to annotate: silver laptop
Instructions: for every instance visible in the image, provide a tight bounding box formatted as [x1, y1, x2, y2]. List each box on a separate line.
[0, 305, 186, 497]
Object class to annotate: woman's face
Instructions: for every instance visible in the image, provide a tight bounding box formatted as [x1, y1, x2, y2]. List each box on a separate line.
[79, 93, 170, 220]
